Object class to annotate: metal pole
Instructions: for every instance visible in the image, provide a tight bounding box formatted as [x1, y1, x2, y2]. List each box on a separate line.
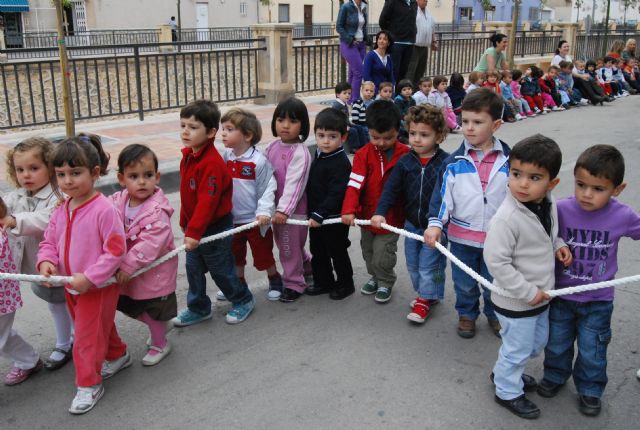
[54, 0, 75, 137]
[177, 0, 182, 42]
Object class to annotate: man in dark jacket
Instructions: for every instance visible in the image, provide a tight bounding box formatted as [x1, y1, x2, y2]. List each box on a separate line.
[379, 0, 418, 83]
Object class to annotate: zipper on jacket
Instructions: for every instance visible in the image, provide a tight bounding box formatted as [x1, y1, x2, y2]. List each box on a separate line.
[418, 166, 425, 221]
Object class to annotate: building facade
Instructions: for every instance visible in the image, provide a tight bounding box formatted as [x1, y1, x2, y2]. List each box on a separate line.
[453, 0, 544, 24]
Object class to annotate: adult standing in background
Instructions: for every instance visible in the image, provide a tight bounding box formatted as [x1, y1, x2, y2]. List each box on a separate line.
[169, 16, 178, 42]
[379, 0, 417, 82]
[337, 0, 368, 104]
[406, 0, 437, 85]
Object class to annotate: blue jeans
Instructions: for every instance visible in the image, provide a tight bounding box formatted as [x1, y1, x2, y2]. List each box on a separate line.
[185, 214, 253, 315]
[543, 298, 613, 398]
[493, 309, 549, 400]
[404, 222, 447, 300]
[449, 241, 496, 321]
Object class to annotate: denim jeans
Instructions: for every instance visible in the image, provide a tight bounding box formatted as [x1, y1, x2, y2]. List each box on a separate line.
[185, 214, 253, 314]
[339, 40, 366, 104]
[404, 222, 447, 300]
[449, 241, 496, 321]
[543, 298, 613, 398]
[493, 309, 549, 400]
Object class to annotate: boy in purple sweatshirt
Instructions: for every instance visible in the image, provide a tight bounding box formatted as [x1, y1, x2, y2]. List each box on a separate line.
[538, 145, 640, 417]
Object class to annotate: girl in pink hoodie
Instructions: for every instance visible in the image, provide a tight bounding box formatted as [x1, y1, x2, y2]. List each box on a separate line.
[38, 134, 127, 415]
[111, 144, 177, 367]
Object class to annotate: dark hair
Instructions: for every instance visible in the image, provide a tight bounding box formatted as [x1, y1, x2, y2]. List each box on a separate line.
[501, 70, 512, 79]
[511, 69, 523, 80]
[509, 134, 562, 179]
[405, 105, 448, 143]
[117, 144, 158, 174]
[603, 56, 615, 64]
[586, 59, 597, 69]
[366, 100, 401, 133]
[51, 133, 110, 190]
[530, 65, 543, 79]
[558, 60, 573, 69]
[314, 107, 348, 135]
[180, 99, 221, 131]
[378, 81, 394, 91]
[460, 88, 503, 120]
[555, 39, 569, 55]
[335, 81, 352, 95]
[417, 77, 432, 86]
[271, 97, 310, 141]
[575, 145, 625, 186]
[449, 73, 464, 89]
[490, 33, 507, 47]
[373, 30, 393, 50]
[396, 79, 413, 93]
[432, 75, 447, 88]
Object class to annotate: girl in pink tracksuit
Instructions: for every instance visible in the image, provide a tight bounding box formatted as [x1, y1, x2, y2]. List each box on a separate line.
[111, 144, 178, 367]
[265, 97, 313, 303]
[38, 134, 127, 415]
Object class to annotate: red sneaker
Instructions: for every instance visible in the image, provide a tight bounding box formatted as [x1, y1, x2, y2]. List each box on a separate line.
[407, 298, 430, 324]
[4, 359, 43, 386]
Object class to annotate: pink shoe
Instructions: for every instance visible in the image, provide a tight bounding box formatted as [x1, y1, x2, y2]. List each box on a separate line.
[527, 111, 536, 117]
[4, 359, 43, 386]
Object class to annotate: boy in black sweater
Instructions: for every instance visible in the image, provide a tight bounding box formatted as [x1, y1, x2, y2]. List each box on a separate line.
[305, 108, 355, 300]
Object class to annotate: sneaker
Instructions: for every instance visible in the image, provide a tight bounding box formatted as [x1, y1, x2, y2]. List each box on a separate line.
[304, 273, 314, 289]
[452, 125, 462, 132]
[621, 91, 630, 97]
[225, 297, 255, 324]
[526, 111, 536, 117]
[534, 108, 542, 114]
[540, 110, 548, 115]
[4, 359, 43, 386]
[142, 342, 172, 366]
[580, 98, 589, 105]
[543, 107, 551, 112]
[551, 106, 562, 111]
[215, 290, 227, 301]
[409, 299, 440, 308]
[374, 286, 392, 303]
[407, 298, 430, 323]
[101, 351, 132, 380]
[515, 113, 523, 121]
[360, 278, 378, 295]
[267, 276, 283, 301]
[637, 368, 640, 380]
[68, 384, 104, 415]
[267, 289, 282, 301]
[279, 288, 302, 303]
[172, 308, 212, 328]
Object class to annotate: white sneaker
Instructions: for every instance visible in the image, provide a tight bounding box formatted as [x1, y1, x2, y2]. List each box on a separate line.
[69, 384, 104, 415]
[580, 98, 589, 105]
[540, 110, 548, 115]
[216, 290, 227, 301]
[100, 351, 132, 380]
[142, 342, 172, 366]
[267, 289, 282, 301]
[515, 113, 523, 120]
[637, 368, 640, 380]
[622, 91, 630, 97]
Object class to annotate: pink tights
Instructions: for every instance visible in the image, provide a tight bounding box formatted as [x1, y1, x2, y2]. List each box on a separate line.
[139, 312, 167, 350]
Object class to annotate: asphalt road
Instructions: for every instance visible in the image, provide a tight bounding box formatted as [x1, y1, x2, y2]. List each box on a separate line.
[2, 97, 640, 429]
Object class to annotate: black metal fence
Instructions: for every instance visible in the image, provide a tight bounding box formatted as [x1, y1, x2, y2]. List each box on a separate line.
[575, 30, 640, 61]
[0, 39, 265, 129]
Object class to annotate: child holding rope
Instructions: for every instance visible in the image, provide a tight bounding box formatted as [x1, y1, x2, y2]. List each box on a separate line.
[484, 135, 571, 420]
[372, 104, 449, 323]
[424, 88, 509, 339]
[1, 138, 73, 372]
[539, 145, 640, 417]
[38, 134, 128, 414]
[111, 144, 178, 366]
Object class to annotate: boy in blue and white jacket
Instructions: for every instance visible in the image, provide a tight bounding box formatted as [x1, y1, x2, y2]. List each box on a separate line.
[424, 88, 510, 339]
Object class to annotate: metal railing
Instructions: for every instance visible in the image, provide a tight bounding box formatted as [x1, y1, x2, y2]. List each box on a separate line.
[513, 30, 563, 57]
[575, 30, 640, 60]
[293, 35, 343, 93]
[0, 39, 266, 129]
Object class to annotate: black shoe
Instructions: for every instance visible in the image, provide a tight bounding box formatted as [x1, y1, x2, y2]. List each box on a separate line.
[329, 285, 355, 300]
[44, 347, 73, 371]
[495, 394, 540, 419]
[490, 372, 538, 392]
[305, 285, 331, 296]
[536, 378, 564, 398]
[279, 288, 302, 303]
[578, 395, 602, 416]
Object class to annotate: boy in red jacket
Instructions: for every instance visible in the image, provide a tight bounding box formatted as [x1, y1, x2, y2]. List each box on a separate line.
[342, 100, 409, 303]
[174, 100, 255, 327]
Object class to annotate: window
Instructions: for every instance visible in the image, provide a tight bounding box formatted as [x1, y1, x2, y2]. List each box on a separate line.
[459, 7, 473, 22]
[528, 7, 540, 21]
[278, 4, 290, 23]
[240, 2, 247, 16]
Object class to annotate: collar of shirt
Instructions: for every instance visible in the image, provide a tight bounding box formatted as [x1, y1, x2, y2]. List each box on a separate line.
[463, 137, 503, 157]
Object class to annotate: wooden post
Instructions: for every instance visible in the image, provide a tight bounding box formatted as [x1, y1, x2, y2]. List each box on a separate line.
[507, 1, 520, 69]
[54, 0, 75, 137]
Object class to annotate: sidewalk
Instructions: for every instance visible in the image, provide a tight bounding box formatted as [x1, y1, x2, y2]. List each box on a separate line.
[0, 93, 334, 193]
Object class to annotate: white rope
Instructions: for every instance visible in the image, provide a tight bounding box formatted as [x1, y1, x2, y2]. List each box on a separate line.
[0, 218, 636, 299]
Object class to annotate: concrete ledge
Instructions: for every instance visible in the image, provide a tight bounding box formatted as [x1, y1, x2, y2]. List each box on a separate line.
[513, 55, 554, 72]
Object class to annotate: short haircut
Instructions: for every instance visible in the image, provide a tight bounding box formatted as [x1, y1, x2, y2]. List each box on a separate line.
[366, 100, 401, 133]
[501, 70, 512, 79]
[461, 87, 503, 120]
[558, 60, 573, 69]
[180, 99, 221, 131]
[487, 70, 501, 79]
[221, 108, 263, 145]
[6, 137, 54, 187]
[378, 81, 393, 91]
[574, 60, 585, 68]
[468, 71, 484, 83]
[432, 75, 447, 88]
[117, 144, 159, 174]
[548, 65, 560, 72]
[396, 79, 413, 93]
[586, 59, 597, 69]
[449, 73, 464, 89]
[530, 65, 543, 78]
[603, 56, 615, 64]
[271, 97, 310, 141]
[511, 69, 523, 80]
[335, 81, 352, 95]
[574, 144, 625, 186]
[509, 134, 562, 179]
[417, 77, 432, 86]
[361, 80, 375, 91]
[314, 107, 348, 135]
[405, 105, 448, 142]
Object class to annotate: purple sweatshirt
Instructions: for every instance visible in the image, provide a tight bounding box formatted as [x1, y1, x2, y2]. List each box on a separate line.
[555, 197, 640, 302]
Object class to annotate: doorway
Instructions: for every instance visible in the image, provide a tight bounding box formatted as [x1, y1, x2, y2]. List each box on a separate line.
[2, 12, 23, 48]
[196, 3, 208, 41]
[304, 5, 312, 36]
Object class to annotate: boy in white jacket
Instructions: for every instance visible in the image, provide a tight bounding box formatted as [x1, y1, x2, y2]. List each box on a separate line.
[484, 134, 572, 419]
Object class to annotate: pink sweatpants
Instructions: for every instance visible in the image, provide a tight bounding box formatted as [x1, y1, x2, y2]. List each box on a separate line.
[541, 92, 556, 108]
[444, 108, 458, 129]
[272, 223, 312, 293]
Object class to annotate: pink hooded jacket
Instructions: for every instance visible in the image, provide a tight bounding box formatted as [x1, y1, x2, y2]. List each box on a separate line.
[110, 187, 177, 300]
[37, 193, 126, 289]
